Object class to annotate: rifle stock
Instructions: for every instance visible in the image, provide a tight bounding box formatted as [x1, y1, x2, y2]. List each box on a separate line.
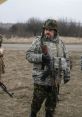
[0, 82, 14, 98]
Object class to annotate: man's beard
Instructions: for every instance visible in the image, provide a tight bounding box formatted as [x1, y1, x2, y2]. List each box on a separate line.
[45, 34, 53, 40]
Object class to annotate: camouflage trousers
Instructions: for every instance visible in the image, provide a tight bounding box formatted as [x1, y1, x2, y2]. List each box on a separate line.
[31, 83, 58, 115]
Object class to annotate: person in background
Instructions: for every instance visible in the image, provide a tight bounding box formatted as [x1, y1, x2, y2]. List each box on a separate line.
[0, 34, 5, 79]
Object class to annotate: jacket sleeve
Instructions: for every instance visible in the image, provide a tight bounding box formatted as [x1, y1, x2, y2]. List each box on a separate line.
[0, 48, 5, 74]
[26, 38, 42, 63]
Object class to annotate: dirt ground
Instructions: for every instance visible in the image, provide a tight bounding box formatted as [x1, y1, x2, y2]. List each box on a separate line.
[0, 49, 82, 117]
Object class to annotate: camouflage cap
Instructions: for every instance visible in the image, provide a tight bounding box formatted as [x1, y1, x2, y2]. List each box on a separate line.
[43, 19, 58, 31]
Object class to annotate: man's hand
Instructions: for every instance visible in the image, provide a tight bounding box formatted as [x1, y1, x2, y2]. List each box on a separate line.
[42, 54, 51, 64]
[41, 54, 51, 80]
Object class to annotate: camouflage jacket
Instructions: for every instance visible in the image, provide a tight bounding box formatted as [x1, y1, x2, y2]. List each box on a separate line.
[26, 35, 70, 86]
[0, 48, 5, 78]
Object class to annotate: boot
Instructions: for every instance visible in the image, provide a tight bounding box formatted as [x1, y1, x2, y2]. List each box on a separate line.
[29, 111, 36, 117]
[45, 110, 54, 117]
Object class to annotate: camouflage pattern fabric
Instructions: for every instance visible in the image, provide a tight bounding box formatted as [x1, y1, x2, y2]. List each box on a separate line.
[0, 34, 3, 44]
[43, 19, 58, 31]
[31, 84, 57, 114]
[26, 35, 70, 86]
[0, 48, 5, 79]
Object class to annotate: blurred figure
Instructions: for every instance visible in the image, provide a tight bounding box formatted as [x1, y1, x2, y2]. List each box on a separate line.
[0, 34, 5, 79]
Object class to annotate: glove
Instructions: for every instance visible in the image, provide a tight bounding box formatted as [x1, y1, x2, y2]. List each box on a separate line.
[41, 70, 50, 81]
[64, 75, 70, 84]
[63, 69, 70, 84]
[41, 54, 51, 81]
[64, 79, 70, 84]
[42, 54, 51, 64]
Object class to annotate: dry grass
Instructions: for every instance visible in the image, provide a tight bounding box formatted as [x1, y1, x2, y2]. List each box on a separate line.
[3, 36, 82, 44]
[0, 49, 82, 117]
[3, 37, 34, 44]
[61, 36, 82, 44]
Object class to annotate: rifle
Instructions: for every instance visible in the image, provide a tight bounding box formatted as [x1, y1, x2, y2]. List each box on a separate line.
[40, 38, 61, 82]
[40, 38, 62, 84]
[55, 58, 62, 95]
[0, 82, 14, 98]
[40, 37, 51, 80]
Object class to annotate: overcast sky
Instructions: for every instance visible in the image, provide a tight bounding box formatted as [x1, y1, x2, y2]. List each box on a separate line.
[0, 0, 82, 23]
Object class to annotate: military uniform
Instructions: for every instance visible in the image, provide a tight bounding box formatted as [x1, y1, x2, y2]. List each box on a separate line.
[26, 19, 70, 117]
[0, 34, 5, 79]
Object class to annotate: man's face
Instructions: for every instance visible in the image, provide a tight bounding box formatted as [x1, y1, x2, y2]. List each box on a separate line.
[44, 28, 56, 39]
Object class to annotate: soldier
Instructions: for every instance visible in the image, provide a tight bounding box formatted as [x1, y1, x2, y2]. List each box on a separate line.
[0, 35, 14, 97]
[0, 34, 5, 79]
[26, 19, 70, 117]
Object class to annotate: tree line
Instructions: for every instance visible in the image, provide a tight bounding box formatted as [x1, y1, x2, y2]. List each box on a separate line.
[0, 17, 82, 38]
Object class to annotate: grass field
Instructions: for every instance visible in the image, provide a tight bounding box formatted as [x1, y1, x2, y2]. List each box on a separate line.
[3, 36, 82, 44]
[0, 49, 82, 117]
